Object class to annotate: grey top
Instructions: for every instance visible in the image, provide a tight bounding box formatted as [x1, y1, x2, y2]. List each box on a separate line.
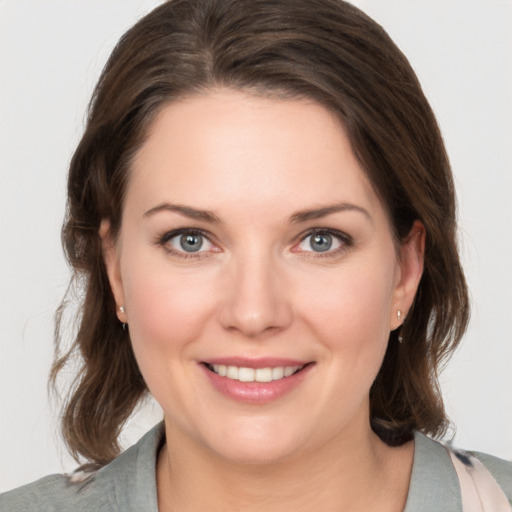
[1, 424, 511, 511]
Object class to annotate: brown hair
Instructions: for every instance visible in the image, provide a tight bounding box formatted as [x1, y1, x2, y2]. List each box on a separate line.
[51, 0, 469, 464]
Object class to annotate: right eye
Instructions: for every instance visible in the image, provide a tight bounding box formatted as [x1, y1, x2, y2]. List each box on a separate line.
[157, 229, 218, 257]
[172, 233, 207, 253]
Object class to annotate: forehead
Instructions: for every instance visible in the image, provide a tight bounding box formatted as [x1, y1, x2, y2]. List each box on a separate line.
[127, 89, 384, 223]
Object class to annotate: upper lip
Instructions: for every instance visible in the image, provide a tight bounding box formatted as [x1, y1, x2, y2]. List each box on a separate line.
[201, 357, 312, 369]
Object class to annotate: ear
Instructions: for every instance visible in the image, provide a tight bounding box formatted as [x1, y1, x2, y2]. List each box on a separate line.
[390, 220, 425, 330]
[99, 220, 127, 323]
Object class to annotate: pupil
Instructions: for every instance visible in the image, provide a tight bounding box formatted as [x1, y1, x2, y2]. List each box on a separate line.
[180, 234, 203, 252]
[311, 233, 332, 252]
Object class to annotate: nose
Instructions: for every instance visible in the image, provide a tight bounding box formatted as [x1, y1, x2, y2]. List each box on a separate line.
[218, 251, 293, 339]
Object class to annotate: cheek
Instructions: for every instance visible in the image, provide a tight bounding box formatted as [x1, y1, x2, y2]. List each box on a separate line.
[297, 257, 396, 381]
[120, 251, 217, 364]
[305, 264, 394, 336]
[119, 253, 222, 416]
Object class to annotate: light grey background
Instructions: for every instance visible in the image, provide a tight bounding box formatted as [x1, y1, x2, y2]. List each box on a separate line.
[1, 0, 511, 492]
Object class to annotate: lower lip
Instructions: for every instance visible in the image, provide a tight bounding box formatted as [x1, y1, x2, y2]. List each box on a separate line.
[200, 364, 314, 404]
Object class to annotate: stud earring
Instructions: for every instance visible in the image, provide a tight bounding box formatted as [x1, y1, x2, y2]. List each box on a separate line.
[118, 305, 127, 331]
[397, 310, 404, 343]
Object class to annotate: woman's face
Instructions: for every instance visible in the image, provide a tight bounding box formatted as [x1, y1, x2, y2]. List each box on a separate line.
[103, 89, 424, 464]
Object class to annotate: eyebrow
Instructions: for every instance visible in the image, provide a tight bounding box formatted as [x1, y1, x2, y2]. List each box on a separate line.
[143, 203, 222, 223]
[289, 203, 371, 223]
[143, 201, 370, 225]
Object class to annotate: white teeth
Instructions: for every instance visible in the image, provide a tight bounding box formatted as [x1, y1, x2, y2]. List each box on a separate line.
[238, 367, 255, 382]
[226, 366, 238, 379]
[212, 364, 227, 377]
[284, 366, 295, 377]
[255, 367, 273, 382]
[272, 367, 285, 380]
[210, 364, 303, 382]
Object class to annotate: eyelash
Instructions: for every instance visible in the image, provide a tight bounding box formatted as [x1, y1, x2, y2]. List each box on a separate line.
[155, 228, 215, 260]
[154, 227, 353, 259]
[294, 228, 353, 259]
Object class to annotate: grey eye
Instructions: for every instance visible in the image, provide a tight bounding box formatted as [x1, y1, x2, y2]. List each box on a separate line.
[179, 233, 203, 252]
[296, 231, 344, 254]
[309, 233, 333, 252]
[164, 230, 216, 255]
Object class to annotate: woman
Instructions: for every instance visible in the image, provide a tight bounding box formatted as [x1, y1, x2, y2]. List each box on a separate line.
[1, 0, 510, 510]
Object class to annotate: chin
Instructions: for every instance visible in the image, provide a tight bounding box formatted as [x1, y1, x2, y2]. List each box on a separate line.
[199, 418, 309, 466]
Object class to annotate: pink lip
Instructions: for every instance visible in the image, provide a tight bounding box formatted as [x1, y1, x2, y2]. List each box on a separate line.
[199, 360, 314, 404]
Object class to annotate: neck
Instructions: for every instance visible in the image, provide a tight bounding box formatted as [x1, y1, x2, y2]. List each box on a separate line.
[156, 418, 414, 512]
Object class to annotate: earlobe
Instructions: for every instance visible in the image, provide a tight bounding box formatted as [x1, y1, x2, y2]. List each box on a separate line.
[99, 220, 126, 323]
[391, 220, 425, 330]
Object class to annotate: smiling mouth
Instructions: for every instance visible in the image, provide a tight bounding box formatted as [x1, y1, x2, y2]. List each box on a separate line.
[203, 363, 308, 383]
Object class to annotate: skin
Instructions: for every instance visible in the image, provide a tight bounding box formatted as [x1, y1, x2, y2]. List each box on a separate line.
[102, 89, 425, 511]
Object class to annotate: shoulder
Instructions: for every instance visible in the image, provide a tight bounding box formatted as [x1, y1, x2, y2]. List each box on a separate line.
[0, 423, 164, 512]
[0, 469, 114, 512]
[405, 432, 512, 512]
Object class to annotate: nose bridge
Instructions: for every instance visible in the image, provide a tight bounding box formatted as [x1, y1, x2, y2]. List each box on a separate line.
[219, 243, 292, 337]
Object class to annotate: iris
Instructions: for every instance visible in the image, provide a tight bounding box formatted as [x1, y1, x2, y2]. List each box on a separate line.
[310, 233, 332, 252]
[180, 234, 203, 252]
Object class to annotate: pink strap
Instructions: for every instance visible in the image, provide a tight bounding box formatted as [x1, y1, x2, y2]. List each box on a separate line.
[448, 449, 512, 512]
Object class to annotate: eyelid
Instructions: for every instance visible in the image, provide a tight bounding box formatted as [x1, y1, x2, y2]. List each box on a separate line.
[292, 227, 353, 255]
[155, 228, 220, 257]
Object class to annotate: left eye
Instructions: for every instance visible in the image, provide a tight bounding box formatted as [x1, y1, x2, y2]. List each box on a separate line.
[297, 231, 344, 253]
[166, 232, 215, 253]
